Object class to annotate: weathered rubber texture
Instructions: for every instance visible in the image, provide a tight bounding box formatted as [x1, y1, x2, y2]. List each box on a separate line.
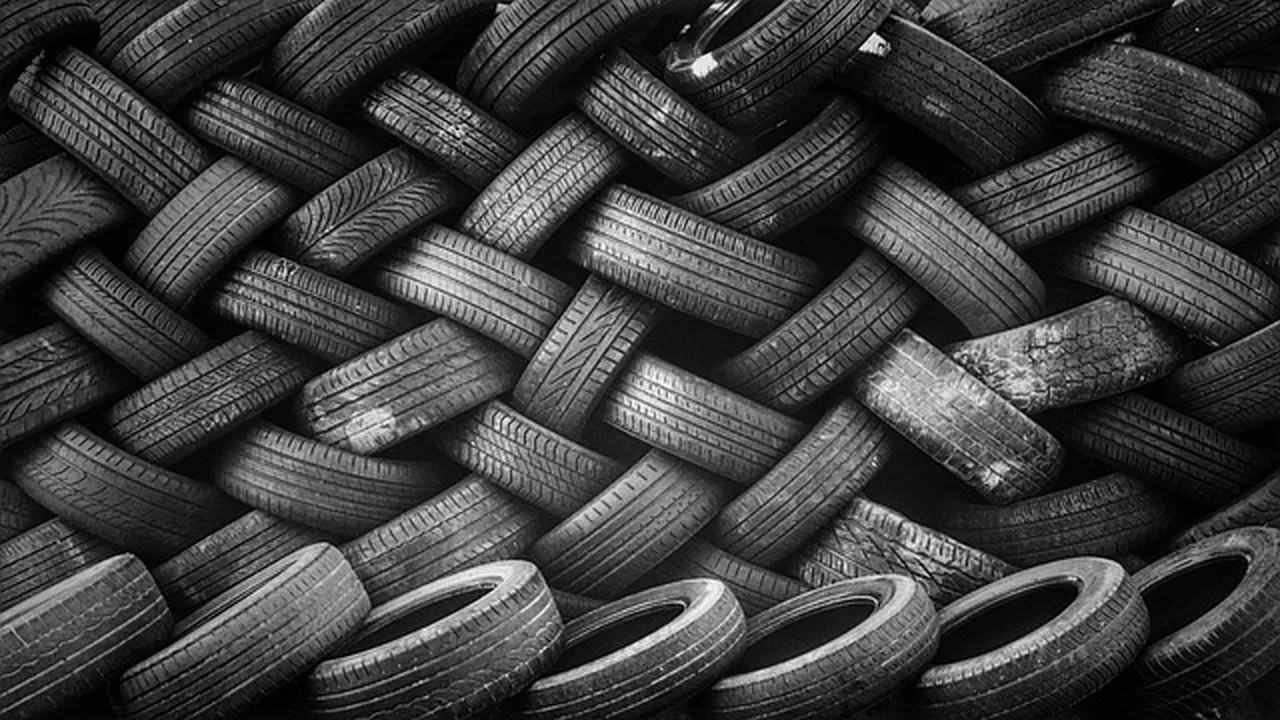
[0, 518, 115, 611]
[912, 557, 1148, 720]
[0, 0, 96, 78]
[341, 476, 550, 605]
[368, 224, 573, 358]
[852, 329, 1063, 504]
[206, 250, 418, 363]
[1032, 42, 1269, 168]
[0, 121, 60, 184]
[42, 248, 215, 380]
[566, 184, 823, 339]
[1174, 468, 1280, 548]
[306, 560, 563, 720]
[11, 422, 244, 562]
[550, 588, 605, 621]
[573, 47, 753, 188]
[518, 578, 746, 720]
[943, 295, 1190, 415]
[938, 473, 1182, 566]
[112, 544, 370, 720]
[665, 0, 891, 130]
[182, 78, 379, 193]
[925, 0, 1169, 75]
[788, 498, 1016, 606]
[110, 0, 318, 109]
[0, 480, 49, 543]
[7, 46, 215, 215]
[839, 16, 1050, 174]
[1248, 223, 1280, 284]
[100, 331, 316, 465]
[837, 158, 1046, 336]
[150, 509, 326, 616]
[458, 112, 627, 259]
[598, 353, 810, 485]
[951, 131, 1162, 253]
[432, 400, 625, 519]
[267, 0, 496, 114]
[529, 449, 724, 598]
[1219, 45, 1280, 107]
[511, 275, 661, 439]
[0, 554, 173, 720]
[1043, 392, 1273, 507]
[1152, 127, 1280, 247]
[0, 323, 131, 450]
[359, 65, 527, 190]
[1114, 527, 1280, 716]
[716, 250, 927, 413]
[1051, 207, 1280, 346]
[123, 156, 301, 310]
[705, 397, 893, 567]
[269, 147, 462, 276]
[1136, 0, 1280, 69]
[1159, 318, 1280, 433]
[294, 319, 522, 454]
[629, 538, 810, 617]
[458, 0, 687, 123]
[92, 0, 185, 63]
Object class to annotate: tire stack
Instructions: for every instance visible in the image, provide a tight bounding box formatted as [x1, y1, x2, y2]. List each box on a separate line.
[2, 0, 1280, 717]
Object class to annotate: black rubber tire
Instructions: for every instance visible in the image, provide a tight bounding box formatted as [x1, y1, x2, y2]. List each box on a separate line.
[0, 0, 96, 79]
[182, 79, 379, 194]
[1136, 0, 1280, 69]
[701, 575, 938, 720]
[1051, 207, 1280, 347]
[1113, 527, 1280, 717]
[1219, 45, 1280, 108]
[836, 158, 1046, 336]
[123, 156, 301, 310]
[294, 318, 522, 454]
[7, 46, 216, 215]
[565, 184, 823, 339]
[787, 497, 1016, 606]
[1159, 318, 1280, 433]
[665, 0, 892, 130]
[432, 399, 626, 519]
[341, 476, 550, 605]
[0, 554, 173, 720]
[838, 16, 1051, 174]
[91, 0, 184, 63]
[551, 588, 606, 620]
[0, 518, 115, 612]
[528, 449, 725, 598]
[0, 121, 60, 184]
[0, 479, 49, 543]
[517, 578, 747, 720]
[269, 147, 462, 277]
[1173, 469, 1280, 548]
[627, 538, 810, 618]
[1032, 42, 1269, 168]
[111, 543, 371, 720]
[911, 557, 1148, 720]
[943, 295, 1189, 415]
[209, 421, 457, 540]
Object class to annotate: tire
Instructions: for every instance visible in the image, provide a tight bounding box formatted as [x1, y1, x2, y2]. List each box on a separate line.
[665, 0, 892, 130]
[1051, 207, 1280, 346]
[182, 79, 379, 194]
[787, 497, 1016, 606]
[1113, 527, 1280, 716]
[1173, 468, 1280, 548]
[269, 147, 463, 277]
[7, 46, 216, 215]
[0, 0, 96, 78]
[341, 476, 550, 605]
[0, 554, 173, 720]
[101, 331, 316, 465]
[1219, 45, 1280, 108]
[911, 557, 1148, 720]
[111, 543, 371, 720]
[851, 329, 1063, 504]
[1159, 318, 1280, 433]
[1032, 42, 1268, 168]
[838, 16, 1051, 174]
[0, 121, 60, 184]
[0, 155, 133, 294]
[306, 560, 563, 719]
[701, 575, 938, 720]
[431, 399, 626, 519]
[552, 588, 605, 620]
[294, 319, 522, 454]
[517, 578, 747, 720]
[628, 538, 810, 617]
[1136, 0, 1280, 69]
[0, 480, 49, 543]
[91, 0, 184, 63]
[123, 156, 302, 310]
[528, 450, 725, 598]
[836, 158, 1046, 337]
[943, 295, 1190, 415]
[565, 184, 823, 339]
[0, 518, 115, 612]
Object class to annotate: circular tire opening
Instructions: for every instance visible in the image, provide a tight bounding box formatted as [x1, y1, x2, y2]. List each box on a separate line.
[548, 603, 685, 674]
[346, 586, 491, 654]
[933, 582, 1080, 664]
[731, 598, 878, 674]
[1143, 555, 1248, 644]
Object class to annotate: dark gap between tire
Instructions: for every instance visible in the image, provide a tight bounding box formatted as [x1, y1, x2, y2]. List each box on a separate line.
[732, 598, 878, 674]
[707, 0, 789, 50]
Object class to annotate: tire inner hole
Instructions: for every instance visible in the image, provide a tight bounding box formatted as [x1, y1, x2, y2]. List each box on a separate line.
[548, 603, 685, 673]
[346, 586, 490, 654]
[731, 598, 878, 674]
[932, 582, 1079, 663]
[1143, 555, 1247, 644]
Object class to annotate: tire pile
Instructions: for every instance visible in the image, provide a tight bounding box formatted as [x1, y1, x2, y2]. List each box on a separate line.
[2, 0, 1280, 718]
